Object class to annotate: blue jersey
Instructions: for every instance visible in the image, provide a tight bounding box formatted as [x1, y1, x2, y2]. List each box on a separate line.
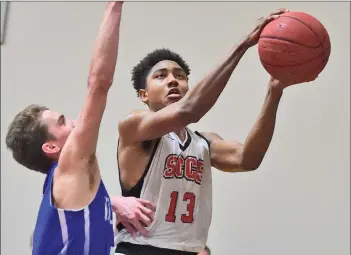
[32, 162, 115, 255]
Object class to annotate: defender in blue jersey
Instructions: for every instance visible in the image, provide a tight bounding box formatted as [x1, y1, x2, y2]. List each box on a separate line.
[32, 162, 115, 255]
[5, 2, 156, 255]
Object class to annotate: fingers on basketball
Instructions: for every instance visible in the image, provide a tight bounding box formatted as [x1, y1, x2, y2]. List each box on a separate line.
[270, 8, 289, 16]
[264, 15, 280, 24]
[256, 15, 278, 29]
[258, 8, 288, 27]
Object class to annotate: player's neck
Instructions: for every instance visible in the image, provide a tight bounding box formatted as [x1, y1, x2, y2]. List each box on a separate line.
[173, 127, 187, 143]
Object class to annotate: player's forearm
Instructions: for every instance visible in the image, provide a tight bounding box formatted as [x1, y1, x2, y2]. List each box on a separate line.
[241, 86, 283, 169]
[88, 2, 122, 89]
[181, 39, 250, 121]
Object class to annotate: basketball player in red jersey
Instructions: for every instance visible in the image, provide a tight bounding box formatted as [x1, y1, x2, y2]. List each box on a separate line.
[114, 8, 303, 255]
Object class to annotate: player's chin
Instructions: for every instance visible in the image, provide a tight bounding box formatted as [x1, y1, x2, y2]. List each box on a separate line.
[165, 95, 182, 104]
[165, 99, 181, 106]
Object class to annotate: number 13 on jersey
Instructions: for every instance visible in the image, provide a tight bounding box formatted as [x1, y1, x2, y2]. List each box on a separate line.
[165, 191, 195, 223]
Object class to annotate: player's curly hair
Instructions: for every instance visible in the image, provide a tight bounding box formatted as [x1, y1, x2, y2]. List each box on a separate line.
[131, 48, 191, 97]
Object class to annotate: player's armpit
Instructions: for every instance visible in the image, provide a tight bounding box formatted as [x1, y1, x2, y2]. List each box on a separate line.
[118, 104, 197, 143]
[199, 132, 259, 172]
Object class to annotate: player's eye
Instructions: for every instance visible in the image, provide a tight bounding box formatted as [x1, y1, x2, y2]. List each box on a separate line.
[177, 74, 186, 79]
[155, 73, 166, 79]
[174, 72, 186, 80]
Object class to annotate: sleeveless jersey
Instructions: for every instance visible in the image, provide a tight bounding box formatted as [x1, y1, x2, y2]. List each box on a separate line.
[32, 162, 115, 255]
[115, 128, 212, 253]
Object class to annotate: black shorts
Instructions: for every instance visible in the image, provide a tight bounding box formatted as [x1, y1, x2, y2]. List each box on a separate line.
[115, 242, 198, 255]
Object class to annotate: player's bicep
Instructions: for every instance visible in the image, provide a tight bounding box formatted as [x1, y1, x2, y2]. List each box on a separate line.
[200, 132, 247, 172]
[60, 87, 108, 167]
[119, 104, 194, 143]
[210, 139, 246, 172]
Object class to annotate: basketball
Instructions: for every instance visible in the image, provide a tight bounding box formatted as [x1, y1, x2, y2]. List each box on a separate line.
[258, 11, 331, 84]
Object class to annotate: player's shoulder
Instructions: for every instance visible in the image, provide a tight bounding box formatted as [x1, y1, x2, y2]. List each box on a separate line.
[118, 109, 147, 129]
[128, 109, 148, 116]
[122, 109, 147, 120]
[118, 109, 153, 144]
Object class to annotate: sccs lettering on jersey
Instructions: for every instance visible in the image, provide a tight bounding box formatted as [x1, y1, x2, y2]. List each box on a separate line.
[163, 154, 204, 185]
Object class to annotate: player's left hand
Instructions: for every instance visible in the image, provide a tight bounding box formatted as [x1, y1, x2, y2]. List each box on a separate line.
[111, 196, 156, 238]
[245, 8, 289, 47]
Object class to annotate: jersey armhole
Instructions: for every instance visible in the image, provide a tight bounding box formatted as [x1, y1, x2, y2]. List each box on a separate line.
[116, 138, 161, 233]
[194, 131, 211, 149]
[116, 138, 161, 195]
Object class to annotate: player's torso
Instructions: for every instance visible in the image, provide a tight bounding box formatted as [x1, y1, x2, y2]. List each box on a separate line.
[116, 128, 212, 252]
[32, 165, 115, 255]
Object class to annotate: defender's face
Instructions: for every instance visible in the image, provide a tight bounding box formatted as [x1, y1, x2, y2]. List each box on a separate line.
[41, 110, 76, 159]
[140, 60, 189, 111]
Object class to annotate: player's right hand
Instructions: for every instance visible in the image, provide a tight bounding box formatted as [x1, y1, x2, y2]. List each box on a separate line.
[268, 75, 317, 90]
[112, 196, 156, 238]
[245, 8, 289, 47]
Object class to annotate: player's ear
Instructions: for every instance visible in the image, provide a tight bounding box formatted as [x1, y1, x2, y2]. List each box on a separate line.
[42, 141, 60, 156]
[139, 89, 148, 104]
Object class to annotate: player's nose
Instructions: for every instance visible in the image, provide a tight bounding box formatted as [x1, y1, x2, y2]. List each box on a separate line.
[167, 74, 179, 88]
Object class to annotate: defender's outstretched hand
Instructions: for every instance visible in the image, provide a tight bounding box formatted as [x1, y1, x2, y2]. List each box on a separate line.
[246, 8, 289, 47]
[111, 196, 156, 238]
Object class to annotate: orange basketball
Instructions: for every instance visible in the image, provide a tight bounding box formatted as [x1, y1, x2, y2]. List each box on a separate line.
[258, 11, 331, 84]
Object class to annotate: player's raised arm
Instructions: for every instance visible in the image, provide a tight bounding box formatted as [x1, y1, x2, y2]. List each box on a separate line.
[119, 9, 287, 144]
[59, 2, 123, 169]
[118, 42, 249, 144]
[199, 76, 303, 172]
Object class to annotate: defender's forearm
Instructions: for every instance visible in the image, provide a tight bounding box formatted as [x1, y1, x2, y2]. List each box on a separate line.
[88, 2, 122, 88]
[241, 86, 283, 169]
[181, 40, 250, 121]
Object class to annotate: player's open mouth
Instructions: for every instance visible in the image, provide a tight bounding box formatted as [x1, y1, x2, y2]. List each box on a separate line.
[167, 88, 181, 99]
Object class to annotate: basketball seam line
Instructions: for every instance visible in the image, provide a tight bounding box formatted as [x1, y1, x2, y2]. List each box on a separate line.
[259, 46, 330, 68]
[282, 15, 326, 48]
[259, 36, 320, 49]
[281, 15, 330, 72]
